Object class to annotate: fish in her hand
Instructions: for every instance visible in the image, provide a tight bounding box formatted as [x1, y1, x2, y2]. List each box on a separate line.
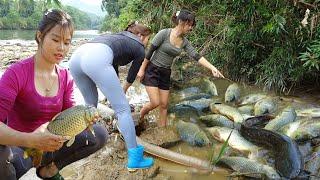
[24, 105, 99, 167]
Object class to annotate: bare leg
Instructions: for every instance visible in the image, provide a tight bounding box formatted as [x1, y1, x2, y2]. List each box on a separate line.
[140, 86, 160, 119]
[159, 89, 170, 127]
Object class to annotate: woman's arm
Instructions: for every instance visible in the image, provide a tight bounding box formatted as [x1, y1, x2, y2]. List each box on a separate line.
[136, 58, 150, 82]
[0, 122, 65, 152]
[0, 122, 32, 147]
[198, 57, 224, 78]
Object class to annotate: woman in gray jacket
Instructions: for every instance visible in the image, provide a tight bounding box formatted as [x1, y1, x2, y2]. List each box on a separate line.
[138, 10, 224, 127]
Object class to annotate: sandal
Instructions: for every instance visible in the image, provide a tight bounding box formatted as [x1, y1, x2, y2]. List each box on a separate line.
[36, 166, 64, 180]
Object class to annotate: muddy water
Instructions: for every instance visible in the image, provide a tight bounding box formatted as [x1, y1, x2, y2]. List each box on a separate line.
[4, 69, 320, 179]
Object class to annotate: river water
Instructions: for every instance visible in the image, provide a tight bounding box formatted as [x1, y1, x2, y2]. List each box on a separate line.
[0, 29, 100, 40]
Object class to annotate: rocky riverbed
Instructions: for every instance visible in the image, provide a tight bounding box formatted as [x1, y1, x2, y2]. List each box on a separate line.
[0, 39, 166, 180]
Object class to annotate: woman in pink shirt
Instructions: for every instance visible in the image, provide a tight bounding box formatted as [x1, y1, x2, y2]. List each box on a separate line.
[0, 9, 107, 180]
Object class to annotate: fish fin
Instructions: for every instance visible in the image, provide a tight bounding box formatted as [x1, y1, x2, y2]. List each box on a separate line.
[32, 151, 43, 168]
[24, 148, 43, 167]
[66, 137, 75, 147]
[23, 150, 29, 159]
[89, 125, 95, 137]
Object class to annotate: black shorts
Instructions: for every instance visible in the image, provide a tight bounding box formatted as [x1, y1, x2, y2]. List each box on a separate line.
[142, 62, 171, 90]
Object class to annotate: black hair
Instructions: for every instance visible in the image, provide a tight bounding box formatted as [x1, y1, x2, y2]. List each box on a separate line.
[35, 9, 74, 44]
[171, 9, 196, 27]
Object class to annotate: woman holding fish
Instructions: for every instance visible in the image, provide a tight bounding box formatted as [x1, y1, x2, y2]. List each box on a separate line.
[0, 9, 108, 180]
[69, 21, 154, 170]
[138, 9, 224, 127]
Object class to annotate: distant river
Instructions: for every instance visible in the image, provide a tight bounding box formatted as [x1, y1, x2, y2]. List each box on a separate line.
[0, 29, 99, 40]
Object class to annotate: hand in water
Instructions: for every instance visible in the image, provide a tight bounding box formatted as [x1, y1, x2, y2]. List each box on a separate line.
[211, 68, 225, 78]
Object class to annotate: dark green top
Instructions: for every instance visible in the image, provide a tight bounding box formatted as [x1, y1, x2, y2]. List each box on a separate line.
[149, 28, 201, 69]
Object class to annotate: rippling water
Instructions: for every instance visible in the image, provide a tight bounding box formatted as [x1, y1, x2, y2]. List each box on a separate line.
[0, 29, 100, 41]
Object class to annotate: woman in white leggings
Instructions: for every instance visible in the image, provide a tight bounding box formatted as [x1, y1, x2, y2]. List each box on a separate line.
[69, 22, 153, 171]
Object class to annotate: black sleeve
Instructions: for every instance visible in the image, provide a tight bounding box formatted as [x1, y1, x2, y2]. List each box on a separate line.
[145, 44, 158, 60]
[126, 49, 145, 83]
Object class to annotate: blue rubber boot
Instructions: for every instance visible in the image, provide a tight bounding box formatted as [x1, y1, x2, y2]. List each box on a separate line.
[127, 145, 154, 172]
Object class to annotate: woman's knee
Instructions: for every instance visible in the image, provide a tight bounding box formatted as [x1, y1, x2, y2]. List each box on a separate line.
[149, 100, 160, 109]
[159, 101, 169, 110]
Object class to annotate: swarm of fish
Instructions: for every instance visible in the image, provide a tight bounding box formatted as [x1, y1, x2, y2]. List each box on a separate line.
[170, 80, 320, 179]
[24, 105, 99, 167]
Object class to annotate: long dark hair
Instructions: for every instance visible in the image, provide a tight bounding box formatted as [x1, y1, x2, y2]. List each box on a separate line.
[35, 9, 74, 44]
[125, 21, 152, 36]
[171, 9, 196, 27]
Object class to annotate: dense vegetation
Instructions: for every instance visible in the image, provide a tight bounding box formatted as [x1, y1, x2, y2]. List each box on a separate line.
[101, 0, 320, 93]
[0, 0, 102, 30]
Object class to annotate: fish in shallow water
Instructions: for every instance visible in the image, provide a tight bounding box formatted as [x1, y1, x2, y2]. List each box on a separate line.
[225, 83, 240, 103]
[207, 126, 259, 155]
[176, 120, 210, 147]
[199, 114, 240, 129]
[24, 105, 99, 167]
[264, 106, 297, 131]
[217, 156, 280, 179]
[254, 97, 277, 116]
[238, 93, 267, 106]
[210, 103, 245, 123]
[241, 117, 306, 179]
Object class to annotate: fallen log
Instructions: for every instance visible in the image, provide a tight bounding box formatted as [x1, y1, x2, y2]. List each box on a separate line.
[136, 136, 227, 174]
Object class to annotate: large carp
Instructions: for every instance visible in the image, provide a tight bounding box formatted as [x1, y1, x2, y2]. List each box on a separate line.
[239, 93, 267, 106]
[240, 117, 306, 179]
[217, 156, 280, 179]
[199, 114, 240, 129]
[176, 120, 210, 147]
[189, 77, 218, 96]
[225, 83, 240, 103]
[264, 106, 297, 131]
[284, 120, 320, 142]
[238, 105, 254, 115]
[24, 105, 99, 167]
[254, 97, 277, 116]
[207, 127, 259, 155]
[210, 103, 245, 123]
[178, 98, 216, 112]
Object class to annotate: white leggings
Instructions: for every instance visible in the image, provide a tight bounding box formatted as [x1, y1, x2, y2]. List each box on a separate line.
[69, 43, 137, 148]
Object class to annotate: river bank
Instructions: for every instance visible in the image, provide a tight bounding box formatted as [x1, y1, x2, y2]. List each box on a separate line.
[0, 39, 160, 180]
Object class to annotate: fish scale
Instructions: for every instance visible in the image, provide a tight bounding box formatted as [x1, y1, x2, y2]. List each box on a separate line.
[24, 105, 99, 168]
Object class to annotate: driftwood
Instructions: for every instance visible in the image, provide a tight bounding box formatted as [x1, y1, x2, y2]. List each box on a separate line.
[136, 137, 227, 173]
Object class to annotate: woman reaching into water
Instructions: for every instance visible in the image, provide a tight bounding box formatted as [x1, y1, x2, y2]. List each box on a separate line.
[69, 22, 154, 171]
[138, 9, 224, 127]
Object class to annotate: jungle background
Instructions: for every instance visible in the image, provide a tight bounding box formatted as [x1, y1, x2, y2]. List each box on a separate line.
[100, 0, 320, 94]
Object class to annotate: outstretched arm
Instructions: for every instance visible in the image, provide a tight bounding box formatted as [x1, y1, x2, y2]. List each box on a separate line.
[198, 57, 224, 78]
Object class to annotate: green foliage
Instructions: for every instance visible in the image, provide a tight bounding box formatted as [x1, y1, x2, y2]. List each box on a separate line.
[0, 0, 101, 30]
[299, 40, 320, 71]
[210, 130, 232, 165]
[99, 1, 320, 91]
